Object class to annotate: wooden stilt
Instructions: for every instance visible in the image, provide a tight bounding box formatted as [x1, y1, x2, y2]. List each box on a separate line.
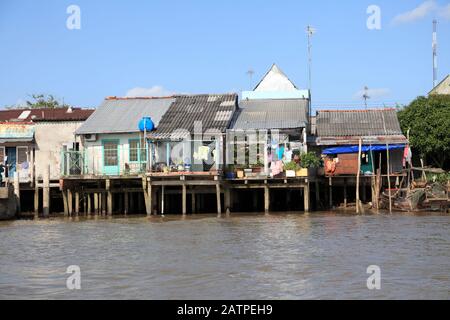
[148, 181, 153, 216]
[75, 192, 80, 216]
[191, 188, 196, 214]
[182, 184, 187, 215]
[329, 176, 333, 209]
[94, 193, 99, 215]
[304, 182, 310, 212]
[343, 178, 348, 208]
[315, 180, 320, 210]
[356, 138, 362, 214]
[67, 189, 73, 216]
[101, 192, 106, 216]
[224, 187, 231, 214]
[124, 192, 129, 215]
[161, 186, 165, 215]
[106, 179, 112, 216]
[87, 194, 91, 215]
[264, 184, 270, 214]
[62, 190, 68, 216]
[216, 183, 221, 216]
[43, 165, 50, 217]
[34, 186, 40, 217]
[13, 172, 20, 214]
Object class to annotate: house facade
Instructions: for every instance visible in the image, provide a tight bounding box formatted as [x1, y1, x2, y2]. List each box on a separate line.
[315, 109, 408, 176]
[228, 64, 310, 177]
[147, 94, 238, 173]
[0, 107, 93, 183]
[74, 97, 174, 176]
[429, 75, 450, 95]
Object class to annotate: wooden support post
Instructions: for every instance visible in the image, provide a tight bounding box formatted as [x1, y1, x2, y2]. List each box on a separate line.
[386, 147, 392, 214]
[224, 187, 231, 214]
[62, 190, 68, 216]
[94, 193, 99, 215]
[343, 178, 348, 208]
[216, 183, 222, 216]
[75, 192, 80, 216]
[329, 176, 333, 209]
[304, 182, 310, 212]
[142, 177, 151, 215]
[87, 194, 91, 215]
[182, 184, 187, 215]
[315, 180, 320, 210]
[191, 188, 196, 214]
[43, 165, 50, 217]
[13, 172, 20, 214]
[34, 186, 40, 217]
[124, 192, 129, 215]
[67, 189, 73, 216]
[161, 186, 165, 215]
[148, 182, 153, 216]
[362, 178, 367, 203]
[101, 192, 106, 216]
[356, 138, 362, 214]
[264, 184, 270, 214]
[106, 179, 112, 216]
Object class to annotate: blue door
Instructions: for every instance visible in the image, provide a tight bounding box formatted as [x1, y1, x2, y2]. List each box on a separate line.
[6, 147, 16, 178]
[102, 140, 120, 175]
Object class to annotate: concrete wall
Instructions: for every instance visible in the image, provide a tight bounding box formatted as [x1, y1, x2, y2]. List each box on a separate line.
[34, 121, 84, 180]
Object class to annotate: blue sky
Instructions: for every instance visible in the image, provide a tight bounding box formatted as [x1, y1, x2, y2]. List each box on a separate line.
[0, 0, 449, 110]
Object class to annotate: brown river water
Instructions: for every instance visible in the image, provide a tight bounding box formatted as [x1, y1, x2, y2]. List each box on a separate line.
[0, 212, 449, 300]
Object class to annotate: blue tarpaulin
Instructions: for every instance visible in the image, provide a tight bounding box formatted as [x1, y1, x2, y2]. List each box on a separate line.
[322, 144, 405, 155]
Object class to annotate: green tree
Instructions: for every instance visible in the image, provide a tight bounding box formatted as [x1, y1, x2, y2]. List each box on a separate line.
[397, 95, 450, 169]
[5, 94, 69, 109]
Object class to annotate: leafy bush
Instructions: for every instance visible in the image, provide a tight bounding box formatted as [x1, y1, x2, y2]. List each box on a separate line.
[284, 161, 300, 171]
[300, 152, 320, 168]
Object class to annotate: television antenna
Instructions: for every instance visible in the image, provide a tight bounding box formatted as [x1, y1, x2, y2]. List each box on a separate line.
[363, 86, 370, 109]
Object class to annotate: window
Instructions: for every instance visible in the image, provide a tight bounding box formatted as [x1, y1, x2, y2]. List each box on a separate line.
[103, 141, 118, 166]
[129, 139, 147, 162]
[129, 140, 139, 162]
[17, 147, 28, 164]
[0, 147, 4, 164]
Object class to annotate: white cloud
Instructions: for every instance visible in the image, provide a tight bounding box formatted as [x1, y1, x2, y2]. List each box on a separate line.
[125, 85, 174, 97]
[392, 0, 437, 25]
[439, 3, 450, 19]
[352, 88, 390, 100]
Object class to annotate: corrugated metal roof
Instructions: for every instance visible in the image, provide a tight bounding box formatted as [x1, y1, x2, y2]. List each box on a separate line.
[76, 97, 175, 134]
[316, 109, 403, 137]
[148, 94, 237, 140]
[0, 107, 93, 122]
[230, 99, 308, 130]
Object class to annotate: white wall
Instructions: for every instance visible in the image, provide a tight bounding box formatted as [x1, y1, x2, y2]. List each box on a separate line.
[34, 121, 84, 180]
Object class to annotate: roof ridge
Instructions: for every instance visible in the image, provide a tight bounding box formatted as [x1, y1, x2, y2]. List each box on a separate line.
[318, 108, 396, 113]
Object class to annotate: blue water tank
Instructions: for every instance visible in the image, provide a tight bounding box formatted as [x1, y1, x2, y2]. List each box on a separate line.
[138, 117, 155, 132]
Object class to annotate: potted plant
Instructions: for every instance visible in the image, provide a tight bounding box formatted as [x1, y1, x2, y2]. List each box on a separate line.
[284, 161, 299, 178]
[225, 165, 236, 179]
[251, 161, 264, 173]
[300, 152, 321, 177]
[235, 165, 245, 179]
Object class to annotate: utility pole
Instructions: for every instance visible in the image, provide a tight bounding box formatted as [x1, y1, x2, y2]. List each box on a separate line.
[432, 19, 438, 88]
[306, 25, 316, 132]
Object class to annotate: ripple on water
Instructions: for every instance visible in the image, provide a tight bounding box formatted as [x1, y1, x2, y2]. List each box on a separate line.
[0, 213, 449, 299]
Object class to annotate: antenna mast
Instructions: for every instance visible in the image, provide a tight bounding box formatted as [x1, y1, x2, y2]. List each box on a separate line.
[363, 86, 370, 109]
[432, 19, 438, 88]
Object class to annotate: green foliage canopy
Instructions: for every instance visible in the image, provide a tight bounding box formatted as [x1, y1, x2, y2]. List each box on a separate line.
[397, 95, 450, 169]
